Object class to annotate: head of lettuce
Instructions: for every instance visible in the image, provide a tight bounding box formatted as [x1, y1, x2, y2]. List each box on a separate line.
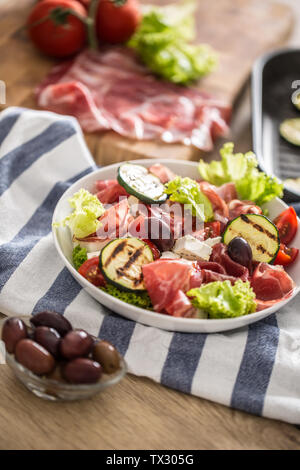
[198, 142, 283, 207]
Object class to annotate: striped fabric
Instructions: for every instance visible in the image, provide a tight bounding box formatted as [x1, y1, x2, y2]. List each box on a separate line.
[1, 107, 300, 424]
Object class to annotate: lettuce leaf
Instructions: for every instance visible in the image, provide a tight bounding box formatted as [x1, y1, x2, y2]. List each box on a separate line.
[198, 142, 283, 206]
[54, 189, 104, 239]
[164, 176, 214, 221]
[187, 280, 256, 319]
[100, 284, 153, 310]
[72, 245, 87, 270]
[128, 1, 217, 84]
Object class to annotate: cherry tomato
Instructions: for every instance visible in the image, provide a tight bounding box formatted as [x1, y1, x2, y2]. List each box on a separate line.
[274, 244, 299, 266]
[96, 0, 141, 44]
[78, 257, 106, 286]
[142, 239, 160, 260]
[27, 0, 87, 58]
[273, 207, 298, 245]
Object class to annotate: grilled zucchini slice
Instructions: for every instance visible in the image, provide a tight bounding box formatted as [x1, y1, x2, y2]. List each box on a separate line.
[118, 163, 167, 204]
[99, 238, 154, 292]
[222, 214, 280, 263]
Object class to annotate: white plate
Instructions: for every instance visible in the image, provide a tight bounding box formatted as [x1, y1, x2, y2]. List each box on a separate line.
[52, 159, 300, 333]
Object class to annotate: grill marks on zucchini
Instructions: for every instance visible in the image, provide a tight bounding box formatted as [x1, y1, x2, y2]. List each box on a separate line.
[115, 246, 146, 288]
[119, 246, 145, 271]
[256, 244, 273, 257]
[100, 238, 154, 291]
[116, 269, 143, 288]
[223, 214, 280, 263]
[103, 240, 127, 268]
[240, 214, 277, 241]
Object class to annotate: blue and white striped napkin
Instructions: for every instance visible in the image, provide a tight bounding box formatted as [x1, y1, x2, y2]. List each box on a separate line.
[1, 107, 300, 424]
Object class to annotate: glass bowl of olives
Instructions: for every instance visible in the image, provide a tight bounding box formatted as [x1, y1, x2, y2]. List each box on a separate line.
[2, 312, 127, 401]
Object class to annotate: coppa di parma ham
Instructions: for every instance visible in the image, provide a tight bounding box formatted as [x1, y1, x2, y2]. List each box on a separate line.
[36, 48, 231, 151]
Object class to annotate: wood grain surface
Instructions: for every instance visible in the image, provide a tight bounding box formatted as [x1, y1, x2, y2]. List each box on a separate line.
[1, 353, 300, 450]
[1, 314, 300, 451]
[0, 0, 293, 165]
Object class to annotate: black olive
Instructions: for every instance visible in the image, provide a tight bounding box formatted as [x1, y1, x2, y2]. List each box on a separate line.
[227, 237, 252, 269]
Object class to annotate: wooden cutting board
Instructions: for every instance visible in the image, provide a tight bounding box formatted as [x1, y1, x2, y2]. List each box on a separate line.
[0, 0, 293, 165]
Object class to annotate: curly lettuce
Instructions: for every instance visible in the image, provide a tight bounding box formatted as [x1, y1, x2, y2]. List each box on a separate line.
[101, 285, 152, 310]
[54, 189, 104, 239]
[198, 142, 283, 206]
[128, 1, 217, 84]
[187, 280, 256, 319]
[164, 176, 213, 221]
[72, 245, 87, 270]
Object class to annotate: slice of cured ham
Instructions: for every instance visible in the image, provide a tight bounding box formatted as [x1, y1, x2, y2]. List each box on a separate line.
[142, 259, 193, 313]
[197, 261, 226, 274]
[201, 270, 240, 285]
[148, 164, 176, 184]
[198, 181, 229, 225]
[74, 199, 133, 247]
[254, 298, 291, 312]
[214, 182, 237, 203]
[73, 235, 112, 253]
[97, 198, 133, 239]
[165, 290, 196, 317]
[36, 48, 231, 151]
[228, 199, 262, 219]
[94, 180, 128, 204]
[190, 260, 242, 287]
[210, 243, 249, 281]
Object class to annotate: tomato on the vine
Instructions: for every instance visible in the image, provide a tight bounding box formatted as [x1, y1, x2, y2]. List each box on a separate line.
[96, 0, 141, 44]
[27, 0, 87, 57]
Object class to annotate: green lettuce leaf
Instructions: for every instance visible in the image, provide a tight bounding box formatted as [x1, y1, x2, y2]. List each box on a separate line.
[127, 1, 217, 84]
[54, 188, 105, 239]
[164, 176, 214, 221]
[187, 280, 256, 319]
[72, 245, 87, 270]
[100, 284, 153, 310]
[198, 142, 283, 206]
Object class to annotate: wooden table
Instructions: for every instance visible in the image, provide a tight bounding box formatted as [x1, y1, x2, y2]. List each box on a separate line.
[1, 0, 300, 450]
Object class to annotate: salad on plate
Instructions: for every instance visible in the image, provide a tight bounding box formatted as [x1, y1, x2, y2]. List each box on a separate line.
[55, 143, 298, 320]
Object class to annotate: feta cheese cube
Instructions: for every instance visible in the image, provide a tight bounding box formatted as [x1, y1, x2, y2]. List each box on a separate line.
[203, 236, 221, 247]
[160, 251, 181, 259]
[87, 251, 101, 259]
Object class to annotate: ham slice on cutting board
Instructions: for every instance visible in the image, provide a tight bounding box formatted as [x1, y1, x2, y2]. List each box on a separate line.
[36, 48, 231, 151]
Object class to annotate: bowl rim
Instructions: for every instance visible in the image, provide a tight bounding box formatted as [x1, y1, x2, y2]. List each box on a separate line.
[52, 158, 300, 330]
